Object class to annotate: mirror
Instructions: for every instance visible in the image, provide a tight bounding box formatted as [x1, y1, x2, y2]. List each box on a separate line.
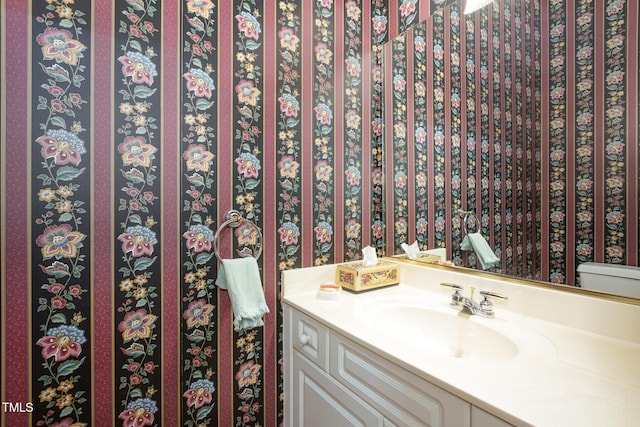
[377, 1, 640, 300]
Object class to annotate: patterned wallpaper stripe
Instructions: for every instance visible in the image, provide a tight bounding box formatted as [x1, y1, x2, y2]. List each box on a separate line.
[231, 1, 266, 425]
[31, 1, 93, 425]
[391, 32, 408, 252]
[574, 0, 596, 273]
[216, 2, 235, 423]
[179, 1, 219, 425]
[414, 21, 429, 248]
[449, 5, 463, 260]
[334, 4, 345, 263]
[94, 0, 114, 420]
[3, 1, 31, 426]
[0, 0, 5, 412]
[370, 0, 389, 254]
[463, 11, 477, 267]
[274, 1, 303, 421]
[162, 4, 180, 424]
[343, 0, 364, 261]
[312, 0, 335, 266]
[112, 1, 163, 425]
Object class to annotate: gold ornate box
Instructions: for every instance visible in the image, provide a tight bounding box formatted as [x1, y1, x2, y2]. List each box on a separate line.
[336, 261, 400, 292]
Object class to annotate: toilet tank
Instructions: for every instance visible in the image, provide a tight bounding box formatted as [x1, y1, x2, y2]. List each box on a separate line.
[577, 262, 640, 298]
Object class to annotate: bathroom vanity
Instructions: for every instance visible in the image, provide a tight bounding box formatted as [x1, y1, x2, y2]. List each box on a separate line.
[282, 260, 640, 426]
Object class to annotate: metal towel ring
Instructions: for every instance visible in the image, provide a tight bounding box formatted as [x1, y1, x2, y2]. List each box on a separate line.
[458, 209, 477, 236]
[213, 210, 263, 262]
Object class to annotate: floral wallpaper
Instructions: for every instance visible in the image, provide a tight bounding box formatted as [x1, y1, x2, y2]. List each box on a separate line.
[31, 2, 92, 425]
[2, 0, 639, 426]
[384, 0, 639, 285]
[385, 1, 542, 275]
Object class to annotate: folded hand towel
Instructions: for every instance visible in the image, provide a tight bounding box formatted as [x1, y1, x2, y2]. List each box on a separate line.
[216, 257, 269, 332]
[460, 232, 500, 270]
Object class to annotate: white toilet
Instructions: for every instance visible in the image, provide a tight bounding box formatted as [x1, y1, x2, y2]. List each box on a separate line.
[577, 262, 640, 298]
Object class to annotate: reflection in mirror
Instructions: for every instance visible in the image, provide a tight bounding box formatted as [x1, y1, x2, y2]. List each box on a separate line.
[378, 1, 640, 299]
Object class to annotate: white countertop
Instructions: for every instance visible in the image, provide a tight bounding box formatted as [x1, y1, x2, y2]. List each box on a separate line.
[282, 261, 640, 427]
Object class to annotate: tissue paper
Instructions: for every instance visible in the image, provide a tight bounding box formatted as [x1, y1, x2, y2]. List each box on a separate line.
[401, 241, 420, 259]
[361, 245, 378, 266]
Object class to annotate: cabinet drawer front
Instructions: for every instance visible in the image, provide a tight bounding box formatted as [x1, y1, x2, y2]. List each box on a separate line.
[288, 307, 329, 370]
[331, 334, 470, 427]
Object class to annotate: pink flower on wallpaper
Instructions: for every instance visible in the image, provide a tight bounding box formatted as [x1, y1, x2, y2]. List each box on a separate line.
[118, 398, 157, 427]
[183, 299, 214, 328]
[314, 42, 333, 65]
[345, 56, 361, 78]
[235, 152, 261, 179]
[278, 93, 300, 118]
[345, 109, 361, 130]
[371, 118, 383, 137]
[36, 325, 86, 362]
[346, 1, 361, 21]
[371, 221, 385, 239]
[36, 27, 86, 66]
[236, 79, 261, 106]
[394, 171, 407, 189]
[372, 15, 388, 35]
[278, 27, 299, 52]
[118, 226, 157, 257]
[36, 129, 86, 166]
[236, 361, 261, 388]
[186, 0, 214, 20]
[118, 136, 157, 168]
[414, 35, 426, 53]
[278, 222, 300, 245]
[36, 224, 86, 260]
[314, 161, 333, 182]
[399, 0, 416, 18]
[183, 144, 214, 172]
[236, 12, 261, 41]
[118, 52, 157, 86]
[184, 69, 215, 99]
[183, 379, 215, 409]
[314, 221, 333, 243]
[278, 156, 299, 179]
[345, 166, 361, 186]
[314, 103, 333, 126]
[183, 224, 214, 253]
[118, 309, 157, 342]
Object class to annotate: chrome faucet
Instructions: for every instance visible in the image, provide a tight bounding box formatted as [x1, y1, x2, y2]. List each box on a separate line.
[440, 283, 507, 318]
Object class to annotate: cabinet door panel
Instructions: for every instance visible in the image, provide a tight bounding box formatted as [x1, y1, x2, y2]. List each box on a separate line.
[331, 333, 470, 427]
[291, 351, 385, 427]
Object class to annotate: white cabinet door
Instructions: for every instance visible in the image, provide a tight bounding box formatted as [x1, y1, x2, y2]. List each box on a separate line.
[291, 351, 385, 427]
[330, 333, 471, 427]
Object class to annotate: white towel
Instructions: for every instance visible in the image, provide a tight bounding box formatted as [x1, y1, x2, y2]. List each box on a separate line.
[460, 232, 500, 270]
[216, 257, 269, 331]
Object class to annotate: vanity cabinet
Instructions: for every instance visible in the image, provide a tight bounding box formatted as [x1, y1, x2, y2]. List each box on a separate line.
[285, 305, 514, 427]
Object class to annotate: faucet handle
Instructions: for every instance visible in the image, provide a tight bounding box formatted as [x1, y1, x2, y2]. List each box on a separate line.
[440, 283, 464, 307]
[440, 282, 463, 291]
[479, 290, 508, 301]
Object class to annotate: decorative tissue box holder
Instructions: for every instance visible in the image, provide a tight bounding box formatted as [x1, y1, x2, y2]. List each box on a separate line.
[336, 261, 400, 293]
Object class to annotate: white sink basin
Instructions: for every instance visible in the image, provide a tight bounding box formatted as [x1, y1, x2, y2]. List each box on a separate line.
[360, 293, 556, 363]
